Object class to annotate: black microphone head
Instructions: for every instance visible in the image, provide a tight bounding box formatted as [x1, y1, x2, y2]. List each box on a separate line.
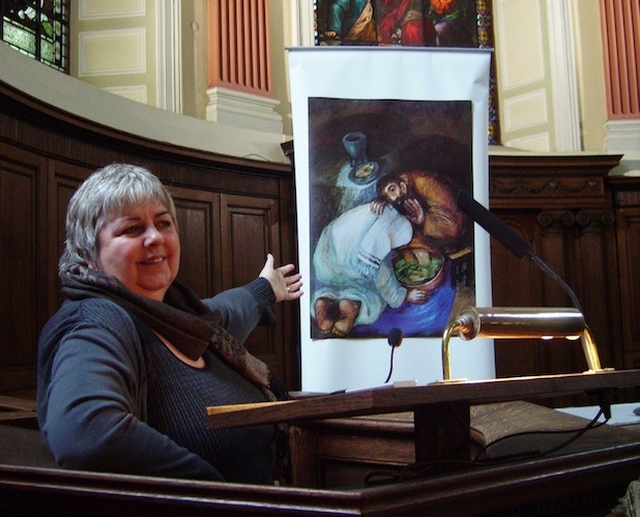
[388, 328, 403, 348]
[456, 190, 531, 259]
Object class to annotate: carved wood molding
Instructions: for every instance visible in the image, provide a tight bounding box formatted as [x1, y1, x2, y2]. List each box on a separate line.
[575, 209, 616, 227]
[537, 209, 616, 228]
[609, 176, 640, 208]
[489, 153, 622, 210]
[492, 176, 602, 199]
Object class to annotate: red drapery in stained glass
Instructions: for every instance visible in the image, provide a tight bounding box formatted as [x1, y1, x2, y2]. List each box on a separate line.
[313, 0, 500, 144]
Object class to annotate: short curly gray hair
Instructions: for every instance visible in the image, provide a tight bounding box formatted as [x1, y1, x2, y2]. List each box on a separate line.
[59, 163, 177, 276]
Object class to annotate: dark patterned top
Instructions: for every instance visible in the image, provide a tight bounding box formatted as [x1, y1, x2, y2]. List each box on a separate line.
[143, 322, 274, 484]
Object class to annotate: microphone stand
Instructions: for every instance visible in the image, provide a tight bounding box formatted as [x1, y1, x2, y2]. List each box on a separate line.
[451, 190, 609, 383]
[528, 254, 583, 313]
[456, 189, 583, 313]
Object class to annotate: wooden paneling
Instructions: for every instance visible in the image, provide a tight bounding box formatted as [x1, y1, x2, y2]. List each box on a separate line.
[0, 76, 637, 398]
[610, 177, 640, 373]
[50, 162, 95, 309]
[0, 147, 43, 391]
[220, 194, 278, 289]
[168, 186, 221, 298]
[220, 194, 284, 373]
[0, 80, 298, 393]
[617, 207, 640, 368]
[489, 153, 627, 405]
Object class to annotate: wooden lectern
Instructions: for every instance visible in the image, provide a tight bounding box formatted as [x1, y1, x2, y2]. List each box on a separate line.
[207, 370, 640, 472]
[1, 371, 640, 516]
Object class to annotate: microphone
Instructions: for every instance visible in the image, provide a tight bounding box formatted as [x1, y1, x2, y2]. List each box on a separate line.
[384, 328, 403, 383]
[456, 190, 583, 313]
[388, 327, 404, 348]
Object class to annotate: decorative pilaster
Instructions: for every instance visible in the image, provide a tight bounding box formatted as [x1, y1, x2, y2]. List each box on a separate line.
[206, 0, 282, 133]
[600, 0, 640, 120]
[599, 0, 640, 174]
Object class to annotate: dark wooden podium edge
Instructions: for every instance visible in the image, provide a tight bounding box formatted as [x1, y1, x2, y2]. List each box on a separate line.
[206, 370, 640, 430]
[1, 440, 639, 516]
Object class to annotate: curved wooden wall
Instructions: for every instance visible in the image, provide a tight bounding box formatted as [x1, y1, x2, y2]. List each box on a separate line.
[1, 77, 639, 403]
[488, 152, 640, 404]
[0, 80, 299, 393]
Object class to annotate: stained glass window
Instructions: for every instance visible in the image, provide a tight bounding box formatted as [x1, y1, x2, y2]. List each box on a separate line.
[1, 0, 69, 73]
[313, 0, 500, 144]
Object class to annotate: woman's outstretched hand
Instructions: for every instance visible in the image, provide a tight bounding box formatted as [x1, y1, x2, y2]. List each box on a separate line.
[259, 253, 303, 303]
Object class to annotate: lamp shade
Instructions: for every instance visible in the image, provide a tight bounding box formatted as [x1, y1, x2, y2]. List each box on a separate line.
[454, 307, 585, 341]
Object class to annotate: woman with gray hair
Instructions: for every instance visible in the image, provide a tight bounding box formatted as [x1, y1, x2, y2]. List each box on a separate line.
[37, 163, 302, 484]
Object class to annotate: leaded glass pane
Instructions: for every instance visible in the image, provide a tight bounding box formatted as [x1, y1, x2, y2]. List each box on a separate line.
[1, 0, 69, 73]
[3, 19, 36, 54]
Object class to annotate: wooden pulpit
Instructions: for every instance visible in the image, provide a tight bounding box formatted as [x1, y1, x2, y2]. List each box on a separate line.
[207, 370, 640, 473]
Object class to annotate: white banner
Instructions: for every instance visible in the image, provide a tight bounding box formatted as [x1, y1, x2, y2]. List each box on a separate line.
[288, 47, 494, 392]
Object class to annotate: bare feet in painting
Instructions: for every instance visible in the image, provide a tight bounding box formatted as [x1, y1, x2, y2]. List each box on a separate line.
[332, 299, 361, 337]
[314, 297, 361, 337]
[314, 297, 336, 334]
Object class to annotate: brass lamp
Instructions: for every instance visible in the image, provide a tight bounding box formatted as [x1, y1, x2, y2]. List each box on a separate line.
[441, 307, 609, 381]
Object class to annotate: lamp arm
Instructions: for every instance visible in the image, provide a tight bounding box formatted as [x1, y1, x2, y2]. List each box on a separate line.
[441, 321, 457, 381]
[581, 325, 604, 372]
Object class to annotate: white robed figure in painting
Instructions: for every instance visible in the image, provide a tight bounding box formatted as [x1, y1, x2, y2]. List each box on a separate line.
[311, 170, 468, 338]
[312, 202, 413, 337]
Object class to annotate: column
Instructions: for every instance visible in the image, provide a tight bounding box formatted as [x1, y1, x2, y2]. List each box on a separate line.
[206, 0, 282, 133]
[600, 0, 640, 174]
